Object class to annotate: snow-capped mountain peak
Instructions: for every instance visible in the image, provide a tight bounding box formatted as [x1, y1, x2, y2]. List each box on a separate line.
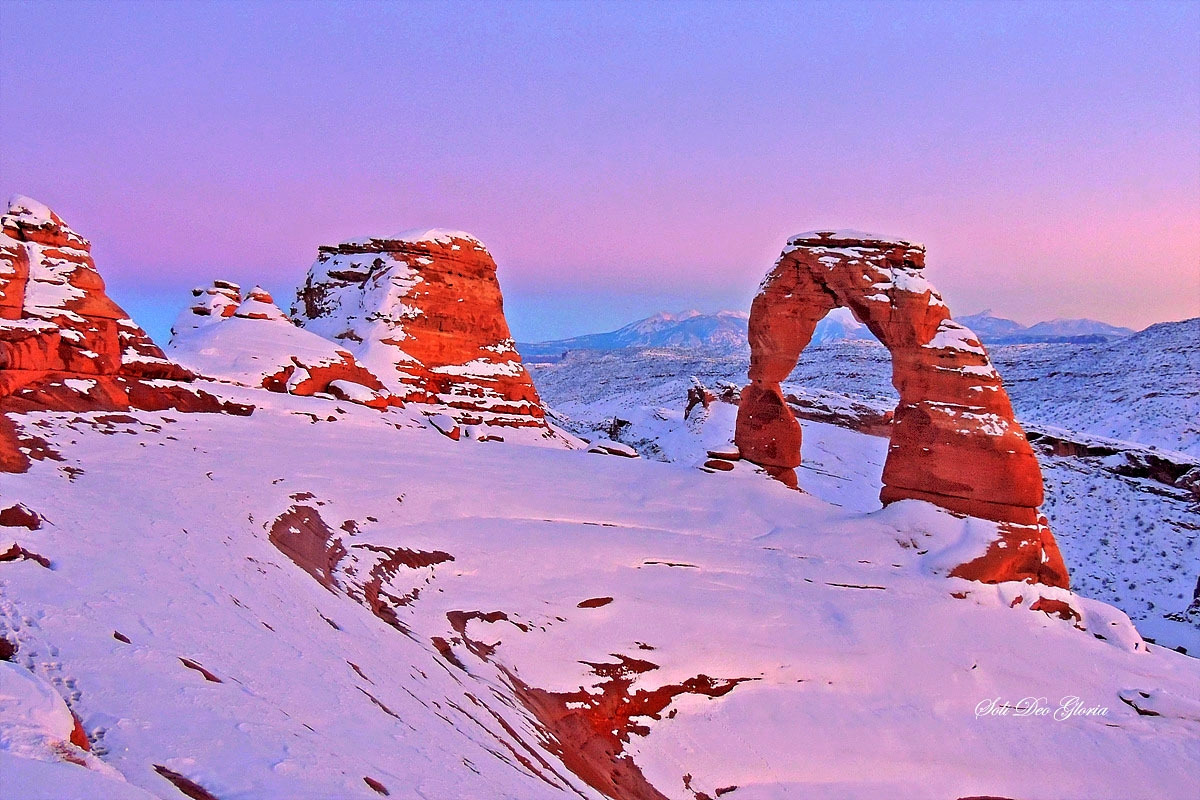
[519, 308, 867, 362]
[959, 311, 1136, 343]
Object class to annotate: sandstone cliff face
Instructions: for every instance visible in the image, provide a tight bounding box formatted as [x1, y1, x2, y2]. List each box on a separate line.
[168, 282, 394, 410]
[0, 196, 241, 471]
[735, 230, 1068, 588]
[292, 229, 546, 430]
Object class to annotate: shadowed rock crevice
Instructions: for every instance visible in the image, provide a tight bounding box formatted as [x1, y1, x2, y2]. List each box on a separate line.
[153, 764, 222, 800]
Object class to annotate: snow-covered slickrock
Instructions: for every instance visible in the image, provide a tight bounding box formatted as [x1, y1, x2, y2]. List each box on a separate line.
[2, 394, 1197, 799]
[168, 282, 395, 410]
[292, 229, 549, 432]
[735, 230, 1068, 587]
[0, 197, 242, 472]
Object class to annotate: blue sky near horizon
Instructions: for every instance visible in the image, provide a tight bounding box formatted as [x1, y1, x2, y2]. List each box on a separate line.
[2, 0, 1197, 342]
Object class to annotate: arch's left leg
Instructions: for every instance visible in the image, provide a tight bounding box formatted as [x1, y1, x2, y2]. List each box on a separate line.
[735, 257, 835, 471]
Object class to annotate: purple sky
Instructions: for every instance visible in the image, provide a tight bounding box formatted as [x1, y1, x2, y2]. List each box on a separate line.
[2, 0, 1197, 342]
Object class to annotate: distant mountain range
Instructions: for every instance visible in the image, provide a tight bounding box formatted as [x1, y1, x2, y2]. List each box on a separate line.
[958, 310, 1136, 344]
[520, 308, 1135, 361]
[519, 310, 750, 361]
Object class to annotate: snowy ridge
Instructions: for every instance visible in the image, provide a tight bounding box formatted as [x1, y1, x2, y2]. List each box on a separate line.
[340, 228, 485, 249]
[998, 318, 1200, 454]
[523, 308, 1141, 362]
[787, 228, 920, 248]
[959, 310, 1136, 343]
[5, 196, 82, 241]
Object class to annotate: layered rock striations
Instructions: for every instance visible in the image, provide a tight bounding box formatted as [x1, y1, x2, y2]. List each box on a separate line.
[292, 229, 547, 430]
[735, 230, 1068, 588]
[0, 196, 240, 470]
[168, 282, 394, 409]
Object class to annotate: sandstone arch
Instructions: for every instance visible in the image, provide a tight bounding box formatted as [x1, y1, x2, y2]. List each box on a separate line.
[734, 230, 1068, 588]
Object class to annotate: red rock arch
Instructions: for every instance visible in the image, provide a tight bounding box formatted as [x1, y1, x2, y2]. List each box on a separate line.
[734, 231, 1068, 588]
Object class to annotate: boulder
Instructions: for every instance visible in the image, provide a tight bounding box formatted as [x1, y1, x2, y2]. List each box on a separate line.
[586, 439, 639, 458]
[0, 196, 246, 471]
[734, 230, 1068, 588]
[0, 503, 41, 530]
[428, 413, 462, 441]
[293, 229, 547, 431]
[684, 376, 716, 419]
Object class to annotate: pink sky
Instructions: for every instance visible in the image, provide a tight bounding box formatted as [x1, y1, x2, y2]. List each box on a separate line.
[2, 0, 1197, 340]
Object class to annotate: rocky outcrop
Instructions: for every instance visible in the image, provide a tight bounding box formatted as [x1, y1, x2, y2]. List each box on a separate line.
[234, 286, 289, 321]
[0, 196, 244, 470]
[512, 656, 747, 800]
[169, 280, 241, 339]
[268, 504, 347, 591]
[292, 229, 547, 430]
[735, 230, 1068, 588]
[168, 282, 395, 409]
[266, 501, 455, 634]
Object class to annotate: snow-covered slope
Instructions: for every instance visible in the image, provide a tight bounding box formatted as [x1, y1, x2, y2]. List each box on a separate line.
[169, 316, 368, 391]
[3, 387, 1199, 799]
[996, 319, 1200, 455]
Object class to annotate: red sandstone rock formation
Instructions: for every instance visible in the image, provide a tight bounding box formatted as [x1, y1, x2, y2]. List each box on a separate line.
[268, 504, 348, 591]
[735, 230, 1068, 588]
[684, 377, 717, 420]
[512, 656, 746, 800]
[267, 502, 455, 634]
[435, 611, 749, 800]
[292, 229, 547, 430]
[169, 282, 396, 410]
[0, 196, 245, 470]
[236, 285, 287, 321]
